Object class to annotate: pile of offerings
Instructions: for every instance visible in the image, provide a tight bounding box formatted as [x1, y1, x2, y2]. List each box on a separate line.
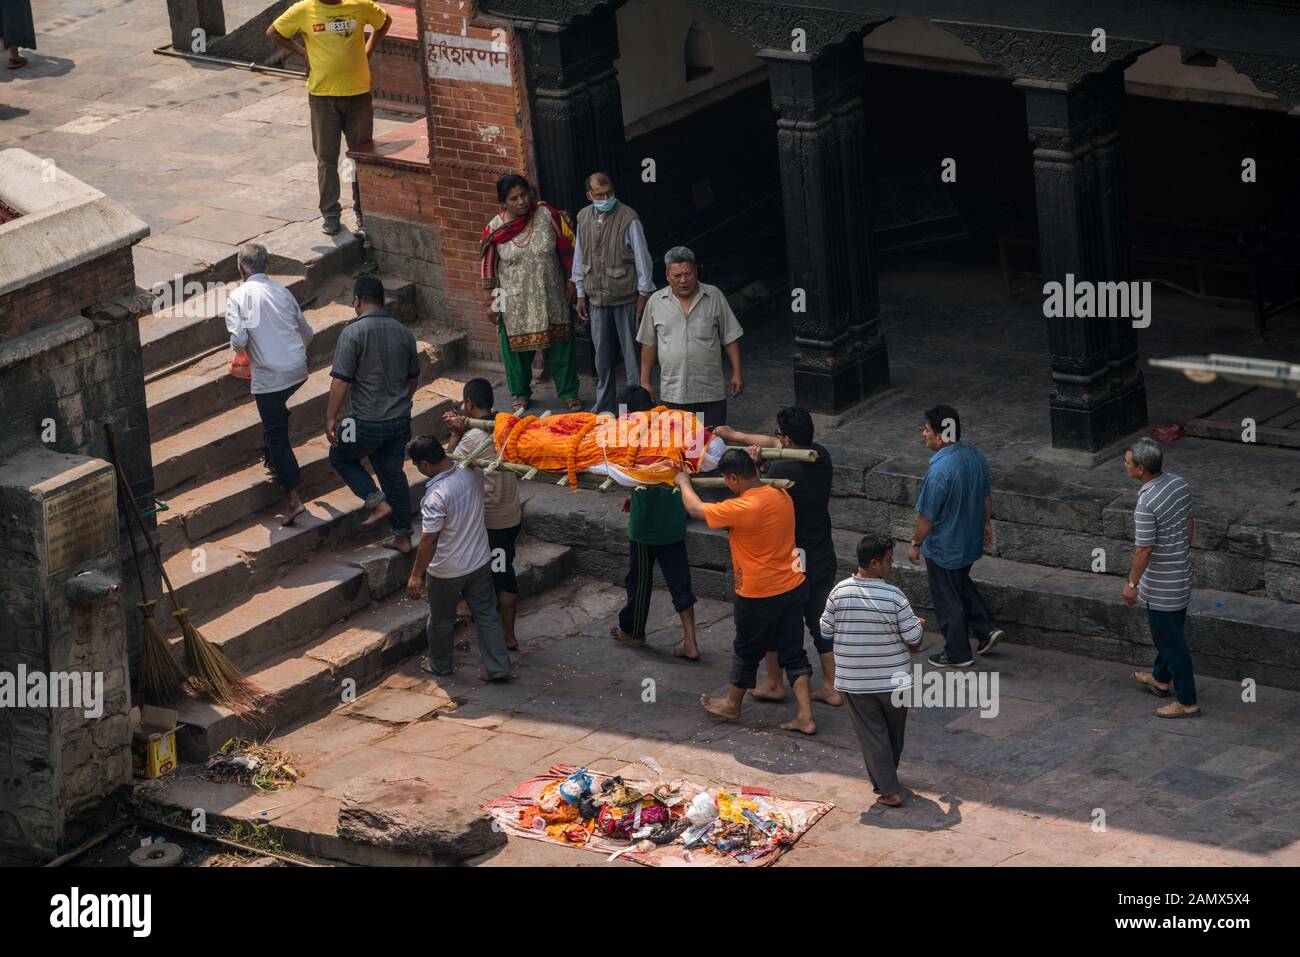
[488, 764, 830, 867]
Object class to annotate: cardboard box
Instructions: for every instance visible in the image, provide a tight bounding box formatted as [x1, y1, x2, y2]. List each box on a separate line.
[131, 705, 179, 779]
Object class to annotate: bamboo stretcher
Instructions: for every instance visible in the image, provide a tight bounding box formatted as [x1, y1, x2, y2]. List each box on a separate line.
[450, 448, 796, 490]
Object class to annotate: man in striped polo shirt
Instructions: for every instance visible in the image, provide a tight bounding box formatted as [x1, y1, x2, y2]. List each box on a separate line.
[820, 538, 926, 807]
[1124, 437, 1199, 718]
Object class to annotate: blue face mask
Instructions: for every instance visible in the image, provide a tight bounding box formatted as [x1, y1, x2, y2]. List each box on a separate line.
[593, 196, 617, 213]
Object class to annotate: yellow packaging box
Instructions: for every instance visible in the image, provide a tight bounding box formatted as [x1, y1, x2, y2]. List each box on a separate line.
[131, 705, 179, 779]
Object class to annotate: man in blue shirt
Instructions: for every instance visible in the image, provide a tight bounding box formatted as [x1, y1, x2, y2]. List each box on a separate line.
[908, 405, 1005, 667]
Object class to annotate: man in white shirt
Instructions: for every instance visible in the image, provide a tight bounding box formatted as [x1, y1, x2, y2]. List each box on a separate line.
[441, 377, 522, 650]
[226, 242, 315, 525]
[405, 434, 513, 680]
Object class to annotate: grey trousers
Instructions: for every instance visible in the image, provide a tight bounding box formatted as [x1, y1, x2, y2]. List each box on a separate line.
[845, 692, 907, 798]
[589, 301, 640, 414]
[424, 562, 512, 679]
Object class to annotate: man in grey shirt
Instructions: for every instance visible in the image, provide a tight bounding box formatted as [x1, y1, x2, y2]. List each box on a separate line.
[1124, 437, 1199, 718]
[637, 246, 743, 428]
[327, 275, 420, 552]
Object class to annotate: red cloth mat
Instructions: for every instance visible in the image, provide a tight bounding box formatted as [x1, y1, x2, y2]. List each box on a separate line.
[482, 764, 832, 867]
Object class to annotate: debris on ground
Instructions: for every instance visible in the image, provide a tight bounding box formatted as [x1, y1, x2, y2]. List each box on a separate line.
[205, 738, 305, 792]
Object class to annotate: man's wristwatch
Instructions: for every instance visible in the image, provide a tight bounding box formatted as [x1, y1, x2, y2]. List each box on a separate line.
[1126, 580, 1138, 589]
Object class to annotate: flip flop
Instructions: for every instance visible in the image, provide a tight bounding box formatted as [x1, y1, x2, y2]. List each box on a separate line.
[511, 398, 530, 415]
[1134, 671, 1171, 698]
[7, 56, 28, 70]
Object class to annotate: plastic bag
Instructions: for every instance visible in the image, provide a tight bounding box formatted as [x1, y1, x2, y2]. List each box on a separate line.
[559, 767, 592, 805]
[228, 352, 251, 380]
[685, 790, 718, 826]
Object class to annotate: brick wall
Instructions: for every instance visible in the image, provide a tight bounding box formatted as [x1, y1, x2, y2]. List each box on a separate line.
[419, 1, 532, 356]
[0, 246, 137, 341]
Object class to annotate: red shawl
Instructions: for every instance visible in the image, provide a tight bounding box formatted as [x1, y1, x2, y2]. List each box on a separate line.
[480, 200, 576, 289]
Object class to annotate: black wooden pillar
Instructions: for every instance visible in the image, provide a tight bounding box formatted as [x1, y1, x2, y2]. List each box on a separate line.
[516, 6, 628, 376]
[1019, 69, 1146, 451]
[761, 36, 886, 414]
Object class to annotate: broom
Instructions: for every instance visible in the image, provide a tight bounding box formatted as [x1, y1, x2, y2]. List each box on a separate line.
[107, 430, 187, 706]
[104, 424, 263, 719]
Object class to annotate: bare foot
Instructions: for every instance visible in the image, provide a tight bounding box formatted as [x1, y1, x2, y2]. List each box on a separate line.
[810, 685, 843, 707]
[780, 716, 817, 735]
[750, 682, 786, 703]
[362, 499, 392, 527]
[280, 501, 308, 527]
[672, 640, 701, 661]
[700, 693, 740, 721]
[609, 625, 645, 645]
[383, 535, 413, 554]
[875, 793, 905, 808]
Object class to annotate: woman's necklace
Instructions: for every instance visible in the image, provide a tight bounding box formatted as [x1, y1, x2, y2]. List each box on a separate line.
[508, 209, 536, 248]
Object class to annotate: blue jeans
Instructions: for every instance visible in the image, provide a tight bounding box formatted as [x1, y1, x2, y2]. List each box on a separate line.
[254, 378, 305, 493]
[328, 416, 412, 537]
[1147, 605, 1197, 706]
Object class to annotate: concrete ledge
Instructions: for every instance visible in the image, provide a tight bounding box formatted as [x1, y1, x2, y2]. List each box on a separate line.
[0, 148, 150, 298]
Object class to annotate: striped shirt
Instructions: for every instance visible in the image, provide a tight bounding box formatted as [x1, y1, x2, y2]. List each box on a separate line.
[1134, 471, 1193, 611]
[819, 575, 924, 694]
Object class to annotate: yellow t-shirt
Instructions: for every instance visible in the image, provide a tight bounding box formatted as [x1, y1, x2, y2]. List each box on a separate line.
[273, 0, 389, 97]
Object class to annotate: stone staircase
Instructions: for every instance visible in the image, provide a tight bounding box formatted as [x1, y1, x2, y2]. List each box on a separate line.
[137, 246, 575, 761]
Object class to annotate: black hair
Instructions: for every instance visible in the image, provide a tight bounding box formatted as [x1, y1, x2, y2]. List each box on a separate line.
[463, 377, 494, 412]
[353, 275, 385, 307]
[718, 448, 757, 479]
[776, 407, 814, 447]
[407, 434, 447, 466]
[856, 537, 893, 569]
[924, 404, 961, 443]
[496, 173, 532, 203]
[617, 384, 653, 414]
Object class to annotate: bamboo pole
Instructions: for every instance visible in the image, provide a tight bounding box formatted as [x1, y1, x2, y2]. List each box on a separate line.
[448, 450, 794, 489]
[457, 416, 818, 461]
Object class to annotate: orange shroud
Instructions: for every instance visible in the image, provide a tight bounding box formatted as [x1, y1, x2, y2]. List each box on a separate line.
[491, 407, 714, 489]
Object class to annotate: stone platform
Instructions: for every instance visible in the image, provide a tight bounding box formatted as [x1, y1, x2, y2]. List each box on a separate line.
[138, 577, 1300, 866]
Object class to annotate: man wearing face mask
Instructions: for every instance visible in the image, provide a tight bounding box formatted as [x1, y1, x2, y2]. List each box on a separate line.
[570, 172, 656, 415]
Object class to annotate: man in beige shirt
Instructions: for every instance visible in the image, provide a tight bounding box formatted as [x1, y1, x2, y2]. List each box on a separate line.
[637, 245, 743, 428]
[442, 378, 522, 649]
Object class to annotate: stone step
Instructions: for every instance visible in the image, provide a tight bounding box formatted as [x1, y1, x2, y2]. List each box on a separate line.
[145, 302, 358, 439]
[516, 481, 1300, 690]
[825, 443, 1300, 601]
[172, 537, 575, 760]
[840, 496, 1300, 603]
[150, 364, 337, 495]
[154, 383, 459, 555]
[164, 458, 433, 622]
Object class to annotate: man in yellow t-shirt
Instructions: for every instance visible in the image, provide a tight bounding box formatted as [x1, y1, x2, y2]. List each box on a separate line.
[267, 0, 391, 235]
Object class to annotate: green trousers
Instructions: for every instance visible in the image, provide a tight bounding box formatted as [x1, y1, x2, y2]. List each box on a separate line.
[498, 320, 579, 402]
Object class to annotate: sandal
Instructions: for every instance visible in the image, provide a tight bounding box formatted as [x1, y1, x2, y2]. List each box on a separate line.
[1134, 671, 1171, 698]
[7, 55, 27, 70]
[565, 398, 584, 412]
[511, 398, 529, 415]
[1156, 701, 1202, 719]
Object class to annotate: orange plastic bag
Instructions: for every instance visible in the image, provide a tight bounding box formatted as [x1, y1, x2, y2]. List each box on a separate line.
[228, 353, 252, 380]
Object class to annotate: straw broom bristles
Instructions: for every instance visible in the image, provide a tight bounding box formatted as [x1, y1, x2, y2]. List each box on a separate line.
[137, 599, 187, 707]
[104, 423, 263, 719]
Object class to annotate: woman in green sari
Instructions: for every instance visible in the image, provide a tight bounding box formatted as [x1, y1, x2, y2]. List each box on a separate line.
[479, 173, 583, 414]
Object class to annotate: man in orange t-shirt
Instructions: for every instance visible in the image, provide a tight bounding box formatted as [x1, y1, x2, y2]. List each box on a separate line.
[675, 448, 816, 734]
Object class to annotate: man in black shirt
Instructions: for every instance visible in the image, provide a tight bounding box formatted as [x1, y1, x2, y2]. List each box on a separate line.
[714, 407, 840, 705]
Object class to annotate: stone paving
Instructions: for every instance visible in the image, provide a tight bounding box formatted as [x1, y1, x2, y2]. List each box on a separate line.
[149, 577, 1300, 866]
[0, 0, 406, 291]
